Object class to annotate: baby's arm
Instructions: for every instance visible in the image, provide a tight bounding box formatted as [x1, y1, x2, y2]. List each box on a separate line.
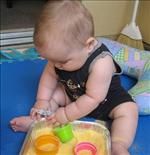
[36, 62, 58, 101]
[31, 62, 58, 118]
[53, 55, 116, 124]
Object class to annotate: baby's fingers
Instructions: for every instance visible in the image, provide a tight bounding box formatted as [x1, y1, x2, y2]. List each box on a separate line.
[46, 113, 55, 119]
[46, 114, 57, 124]
[30, 108, 41, 120]
[53, 122, 60, 127]
[30, 108, 37, 120]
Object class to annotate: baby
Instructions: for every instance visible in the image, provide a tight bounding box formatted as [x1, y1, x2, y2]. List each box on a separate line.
[10, 1, 138, 155]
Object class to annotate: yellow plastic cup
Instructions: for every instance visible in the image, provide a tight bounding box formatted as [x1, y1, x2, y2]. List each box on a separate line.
[34, 134, 60, 155]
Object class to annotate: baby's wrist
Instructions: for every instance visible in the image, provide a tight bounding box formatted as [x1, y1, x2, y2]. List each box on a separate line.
[36, 98, 49, 102]
[56, 108, 70, 124]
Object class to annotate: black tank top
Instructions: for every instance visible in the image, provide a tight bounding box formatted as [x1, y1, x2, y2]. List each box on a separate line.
[55, 44, 121, 101]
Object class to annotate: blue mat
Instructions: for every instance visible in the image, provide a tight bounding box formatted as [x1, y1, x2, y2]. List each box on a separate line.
[1, 59, 150, 155]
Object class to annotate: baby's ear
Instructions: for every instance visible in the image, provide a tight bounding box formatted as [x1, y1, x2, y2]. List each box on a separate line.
[85, 37, 97, 52]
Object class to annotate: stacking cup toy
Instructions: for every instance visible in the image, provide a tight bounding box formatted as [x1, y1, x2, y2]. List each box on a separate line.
[54, 123, 74, 143]
[74, 142, 97, 155]
[34, 134, 59, 155]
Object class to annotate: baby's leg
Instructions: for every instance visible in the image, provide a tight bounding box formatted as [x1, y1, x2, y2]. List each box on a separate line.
[10, 84, 68, 132]
[49, 84, 70, 112]
[109, 102, 138, 155]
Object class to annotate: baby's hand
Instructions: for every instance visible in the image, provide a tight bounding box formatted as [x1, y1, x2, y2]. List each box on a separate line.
[30, 100, 50, 120]
[46, 107, 69, 126]
[46, 113, 61, 127]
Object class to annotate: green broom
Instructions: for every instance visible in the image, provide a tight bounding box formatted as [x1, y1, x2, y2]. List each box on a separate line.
[117, 0, 144, 50]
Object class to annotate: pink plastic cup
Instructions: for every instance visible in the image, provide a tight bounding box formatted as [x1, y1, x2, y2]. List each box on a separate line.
[74, 142, 97, 155]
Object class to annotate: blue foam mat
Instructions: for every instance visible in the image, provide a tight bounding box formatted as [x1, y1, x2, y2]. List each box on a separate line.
[1, 59, 150, 155]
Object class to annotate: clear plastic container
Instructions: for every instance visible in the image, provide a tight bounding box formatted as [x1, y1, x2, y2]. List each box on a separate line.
[19, 120, 111, 155]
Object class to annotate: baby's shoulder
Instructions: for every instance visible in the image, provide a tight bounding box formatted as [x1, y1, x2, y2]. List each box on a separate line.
[89, 54, 114, 73]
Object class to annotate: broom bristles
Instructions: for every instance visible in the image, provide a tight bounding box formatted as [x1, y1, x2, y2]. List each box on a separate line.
[117, 34, 144, 50]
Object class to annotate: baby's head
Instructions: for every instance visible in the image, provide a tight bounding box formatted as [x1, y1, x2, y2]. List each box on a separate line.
[34, 0, 96, 70]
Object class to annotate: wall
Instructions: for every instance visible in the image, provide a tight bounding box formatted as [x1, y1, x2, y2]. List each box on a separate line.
[82, 0, 150, 44]
[137, 1, 150, 44]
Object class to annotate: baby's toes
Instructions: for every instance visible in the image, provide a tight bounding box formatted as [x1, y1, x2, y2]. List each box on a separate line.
[10, 122, 19, 131]
[10, 118, 16, 124]
[11, 126, 17, 132]
[10, 118, 21, 131]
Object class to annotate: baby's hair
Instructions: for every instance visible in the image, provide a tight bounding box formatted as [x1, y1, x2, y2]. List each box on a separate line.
[34, 0, 94, 50]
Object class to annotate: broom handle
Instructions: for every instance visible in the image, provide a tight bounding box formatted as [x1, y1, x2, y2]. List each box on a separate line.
[131, 0, 139, 23]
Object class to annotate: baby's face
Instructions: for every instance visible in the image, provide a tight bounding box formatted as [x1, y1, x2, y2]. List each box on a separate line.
[37, 44, 89, 71]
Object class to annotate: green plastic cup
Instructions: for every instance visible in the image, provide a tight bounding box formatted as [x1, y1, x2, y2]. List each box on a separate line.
[54, 124, 74, 143]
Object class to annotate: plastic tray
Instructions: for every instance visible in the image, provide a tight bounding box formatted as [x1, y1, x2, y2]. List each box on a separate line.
[19, 120, 111, 155]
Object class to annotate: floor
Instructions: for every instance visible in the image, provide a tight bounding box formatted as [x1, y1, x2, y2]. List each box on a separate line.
[1, 59, 150, 155]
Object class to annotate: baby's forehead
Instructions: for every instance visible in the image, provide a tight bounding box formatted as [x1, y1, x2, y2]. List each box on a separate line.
[49, 45, 69, 55]
[50, 52, 69, 61]
[48, 47, 71, 60]
[46, 38, 68, 51]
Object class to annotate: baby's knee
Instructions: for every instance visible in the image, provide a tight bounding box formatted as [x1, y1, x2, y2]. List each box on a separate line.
[110, 102, 138, 119]
[125, 102, 138, 118]
[52, 85, 69, 106]
[123, 102, 138, 116]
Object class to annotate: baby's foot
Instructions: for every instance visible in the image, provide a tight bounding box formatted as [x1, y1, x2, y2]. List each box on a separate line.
[10, 116, 34, 132]
[111, 142, 130, 155]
